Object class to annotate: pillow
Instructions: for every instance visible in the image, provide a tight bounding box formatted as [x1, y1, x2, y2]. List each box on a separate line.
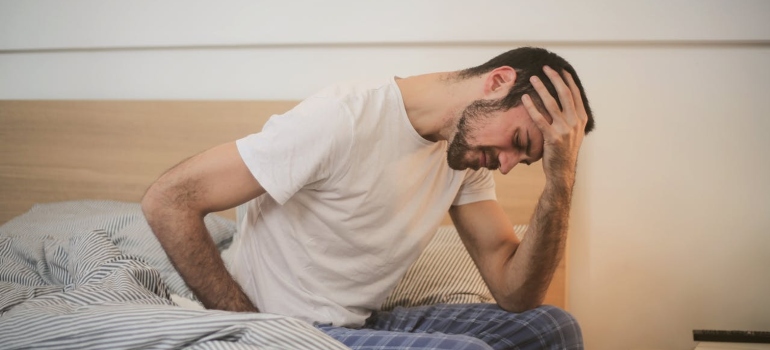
[381, 224, 527, 311]
[0, 200, 236, 299]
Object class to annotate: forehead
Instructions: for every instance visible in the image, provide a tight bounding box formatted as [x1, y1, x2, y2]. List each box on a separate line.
[502, 105, 538, 133]
[505, 106, 545, 158]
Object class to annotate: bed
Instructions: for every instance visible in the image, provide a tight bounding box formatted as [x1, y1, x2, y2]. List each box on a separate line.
[0, 101, 565, 349]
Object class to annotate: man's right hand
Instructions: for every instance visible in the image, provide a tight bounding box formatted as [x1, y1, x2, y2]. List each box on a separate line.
[142, 141, 265, 312]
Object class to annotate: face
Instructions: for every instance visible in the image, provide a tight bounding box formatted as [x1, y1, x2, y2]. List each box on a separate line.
[447, 100, 545, 175]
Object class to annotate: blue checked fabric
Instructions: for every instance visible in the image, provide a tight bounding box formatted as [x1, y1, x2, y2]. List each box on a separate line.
[317, 303, 583, 350]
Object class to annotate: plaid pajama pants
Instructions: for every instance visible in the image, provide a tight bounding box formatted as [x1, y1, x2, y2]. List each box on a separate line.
[317, 304, 583, 350]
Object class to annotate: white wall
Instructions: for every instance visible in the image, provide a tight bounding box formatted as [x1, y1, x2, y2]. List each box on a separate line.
[2, 1, 769, 349]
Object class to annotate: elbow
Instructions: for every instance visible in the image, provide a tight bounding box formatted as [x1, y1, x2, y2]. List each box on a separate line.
[495, 290, 545, 313]
[140, 187, 154, 217]
[141, 181, 163, 219]
[141, 180, 190, 243]
[141, 178, 184, 229]
[141, 182, 166, 230]
[498, 300, 543, 314]
[141, 177, 203, 226]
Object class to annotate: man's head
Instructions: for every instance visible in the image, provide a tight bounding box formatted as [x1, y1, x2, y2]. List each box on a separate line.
[446, 47, 594, 173]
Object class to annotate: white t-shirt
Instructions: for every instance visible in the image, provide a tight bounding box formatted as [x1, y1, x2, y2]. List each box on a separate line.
[232, 77, 496, 327]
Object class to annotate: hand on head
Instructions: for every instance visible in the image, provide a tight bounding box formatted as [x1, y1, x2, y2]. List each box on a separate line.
[521, 66, 589, 178]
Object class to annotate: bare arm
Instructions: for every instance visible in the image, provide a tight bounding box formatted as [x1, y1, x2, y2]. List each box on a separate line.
[450, 66, 587, 312]
[141, 141, 264, 312]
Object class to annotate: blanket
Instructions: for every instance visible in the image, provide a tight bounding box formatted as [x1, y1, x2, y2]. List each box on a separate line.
[0, 201, 347, 350]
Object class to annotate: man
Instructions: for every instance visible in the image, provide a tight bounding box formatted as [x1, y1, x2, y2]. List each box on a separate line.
[142, 46, 594, 349]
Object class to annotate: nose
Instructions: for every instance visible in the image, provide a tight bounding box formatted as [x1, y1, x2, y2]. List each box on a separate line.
[498, 151, 520, 175]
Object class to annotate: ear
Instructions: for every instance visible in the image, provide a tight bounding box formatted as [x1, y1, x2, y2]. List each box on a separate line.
[483, 66, 517, 99]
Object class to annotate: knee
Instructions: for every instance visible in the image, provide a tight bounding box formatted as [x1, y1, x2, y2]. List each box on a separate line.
[471, 304, 583, 349]
[456, 336, 494, 350]
[527, 305, 583, 349]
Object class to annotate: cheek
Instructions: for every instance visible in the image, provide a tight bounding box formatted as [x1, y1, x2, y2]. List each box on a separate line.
[531, 129, 546, 154]
[463, 126, 497, 147]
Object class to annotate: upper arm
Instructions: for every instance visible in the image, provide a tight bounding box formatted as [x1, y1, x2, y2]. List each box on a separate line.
[449, 200, 520, 292]
[143, 141, 265, 216]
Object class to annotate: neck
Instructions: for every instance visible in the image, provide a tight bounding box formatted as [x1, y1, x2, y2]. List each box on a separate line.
[395, 72, 482, 142]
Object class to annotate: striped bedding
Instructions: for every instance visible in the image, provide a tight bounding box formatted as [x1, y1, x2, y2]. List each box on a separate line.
[1, 200, 524, 349]
[0, 201, 348, 350]
[381, 224, 526, 310]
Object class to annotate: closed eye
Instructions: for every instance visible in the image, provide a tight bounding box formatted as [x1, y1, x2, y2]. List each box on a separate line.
[513, 131, 520, 150]
[525, 129, 532, 157]
[514, 130, 526, 151]
[514, 129, 532, 166]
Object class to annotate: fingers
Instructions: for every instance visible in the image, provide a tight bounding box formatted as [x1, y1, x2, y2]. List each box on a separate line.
[529, 74, 562, 120]
[563, 71, 588, 122]
[525, 65, 587, 139]
[531, 66, 585, 129]
[542, 66, 576, 118]
[521, 94, 553, 138]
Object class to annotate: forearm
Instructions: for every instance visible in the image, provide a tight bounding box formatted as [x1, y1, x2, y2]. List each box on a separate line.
[502, 174, 574, 311]
[493, 65, 589, 312]
[143, 203, 258, 312]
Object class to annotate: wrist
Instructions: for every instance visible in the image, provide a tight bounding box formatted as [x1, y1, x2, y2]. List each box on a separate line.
[545, 171, 575, 189]
[544, 176, 575, 204]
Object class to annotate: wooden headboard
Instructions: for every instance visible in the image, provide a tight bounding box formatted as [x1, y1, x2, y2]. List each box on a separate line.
[0, 100, 562, 307]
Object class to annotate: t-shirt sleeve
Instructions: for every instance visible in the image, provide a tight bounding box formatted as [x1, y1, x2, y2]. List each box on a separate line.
[452, 168, 497, 206]
[235, 97, 353, 205]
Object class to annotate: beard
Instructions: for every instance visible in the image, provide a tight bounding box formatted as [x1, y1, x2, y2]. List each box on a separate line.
[446, 99, 503, 171]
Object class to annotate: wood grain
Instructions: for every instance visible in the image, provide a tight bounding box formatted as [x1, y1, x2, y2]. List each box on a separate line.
[0, 100, 563, 308]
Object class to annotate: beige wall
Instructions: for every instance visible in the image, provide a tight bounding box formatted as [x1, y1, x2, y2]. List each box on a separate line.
[567, 46, 770, 349]
[2, 1, 769, 349]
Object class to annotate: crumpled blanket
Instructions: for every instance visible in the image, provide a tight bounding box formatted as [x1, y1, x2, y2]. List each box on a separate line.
[0, 218, 346, 349]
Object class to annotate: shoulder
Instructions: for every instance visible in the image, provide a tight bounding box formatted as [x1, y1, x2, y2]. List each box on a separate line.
[268, 93, 354, 138]
[313, 77, 396, 101]
[280, 78, 391, 124]
[311, 77, 399, 114]
[266, 77, 399, 150]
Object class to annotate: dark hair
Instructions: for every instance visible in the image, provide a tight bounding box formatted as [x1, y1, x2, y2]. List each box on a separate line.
[458, 47, 595, 134]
